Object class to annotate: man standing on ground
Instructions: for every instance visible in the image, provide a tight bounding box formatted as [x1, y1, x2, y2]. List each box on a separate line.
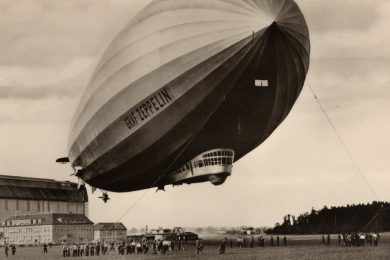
[219, 238, 227, 255]
[195, 239, 201, 255]
[4, 244, 9, 257]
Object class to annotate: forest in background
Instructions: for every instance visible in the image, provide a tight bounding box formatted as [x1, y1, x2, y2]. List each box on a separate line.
[267, 201, 390, 235]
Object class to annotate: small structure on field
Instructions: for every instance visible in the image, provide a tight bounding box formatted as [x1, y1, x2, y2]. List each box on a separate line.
[1, 213, 93, 245]
[94, 222, 127, 242]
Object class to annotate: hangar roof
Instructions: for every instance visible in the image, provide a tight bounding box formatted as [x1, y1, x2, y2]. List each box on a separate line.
[94, 222, 127, 231]
[0, 175, 88, 202]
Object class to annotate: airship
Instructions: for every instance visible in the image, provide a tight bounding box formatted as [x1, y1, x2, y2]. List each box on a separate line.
[60, 0, 310, 193]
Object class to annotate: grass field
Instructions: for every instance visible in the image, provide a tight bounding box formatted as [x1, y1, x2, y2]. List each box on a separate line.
[2, 243, 389, 260]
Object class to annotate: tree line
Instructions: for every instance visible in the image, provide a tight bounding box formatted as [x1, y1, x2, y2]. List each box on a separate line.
[267, 201, 390, 235]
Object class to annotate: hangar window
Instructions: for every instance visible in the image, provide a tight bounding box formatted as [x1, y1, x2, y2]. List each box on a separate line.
[255, 79, 269, 87]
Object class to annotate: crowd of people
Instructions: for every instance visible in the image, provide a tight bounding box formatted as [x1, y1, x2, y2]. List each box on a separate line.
[321, 233, 381, 247]
[232, 235, 288, 248]
[60, 238, 196, 257]
[59, 237, 262, 257]
[62, 242, 108, 257]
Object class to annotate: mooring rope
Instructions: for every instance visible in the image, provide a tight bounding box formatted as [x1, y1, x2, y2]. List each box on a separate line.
[308, 85, 378, 200]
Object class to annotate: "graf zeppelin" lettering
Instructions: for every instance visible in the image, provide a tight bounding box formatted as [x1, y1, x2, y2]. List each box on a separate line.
[124, 88, 174, 131]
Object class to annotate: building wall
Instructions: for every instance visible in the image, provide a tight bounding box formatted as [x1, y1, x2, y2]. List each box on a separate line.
[3, 224, 93, 245]
[3, 225, 53, 245]
[94, 230, 127, 242]
[0, 199, 87, 223]
[84, 202, 89, 218]
[94, 230, 100, 241]
[52, 224, 93, 244]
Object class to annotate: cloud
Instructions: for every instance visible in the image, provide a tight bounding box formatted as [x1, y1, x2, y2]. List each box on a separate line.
[0, 86, 76, 100]
[0, 0, 150, 102]
[0, 0, 146, 68]
[0, 57, 93, 86]
[299, 0, 390, 59]
[0, 98, 78, 124]
[299, 0, 382, 33]
[307, 59, 390, 109]
[0, 57, 95, 103]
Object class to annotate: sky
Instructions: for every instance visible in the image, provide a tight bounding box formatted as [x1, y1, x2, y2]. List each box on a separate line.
[0, 0, 389, 229]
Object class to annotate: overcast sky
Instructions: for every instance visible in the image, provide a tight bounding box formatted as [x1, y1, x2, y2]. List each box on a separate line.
[0, 0, 389, 228]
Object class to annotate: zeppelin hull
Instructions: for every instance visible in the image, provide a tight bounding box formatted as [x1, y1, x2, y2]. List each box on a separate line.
[68, 0, 310, 192]
[82, 34, 259, 191]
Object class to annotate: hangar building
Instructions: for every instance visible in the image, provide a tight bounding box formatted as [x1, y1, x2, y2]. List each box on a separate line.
[93, 222, 127, 242]
[0, 175, 89, 224]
